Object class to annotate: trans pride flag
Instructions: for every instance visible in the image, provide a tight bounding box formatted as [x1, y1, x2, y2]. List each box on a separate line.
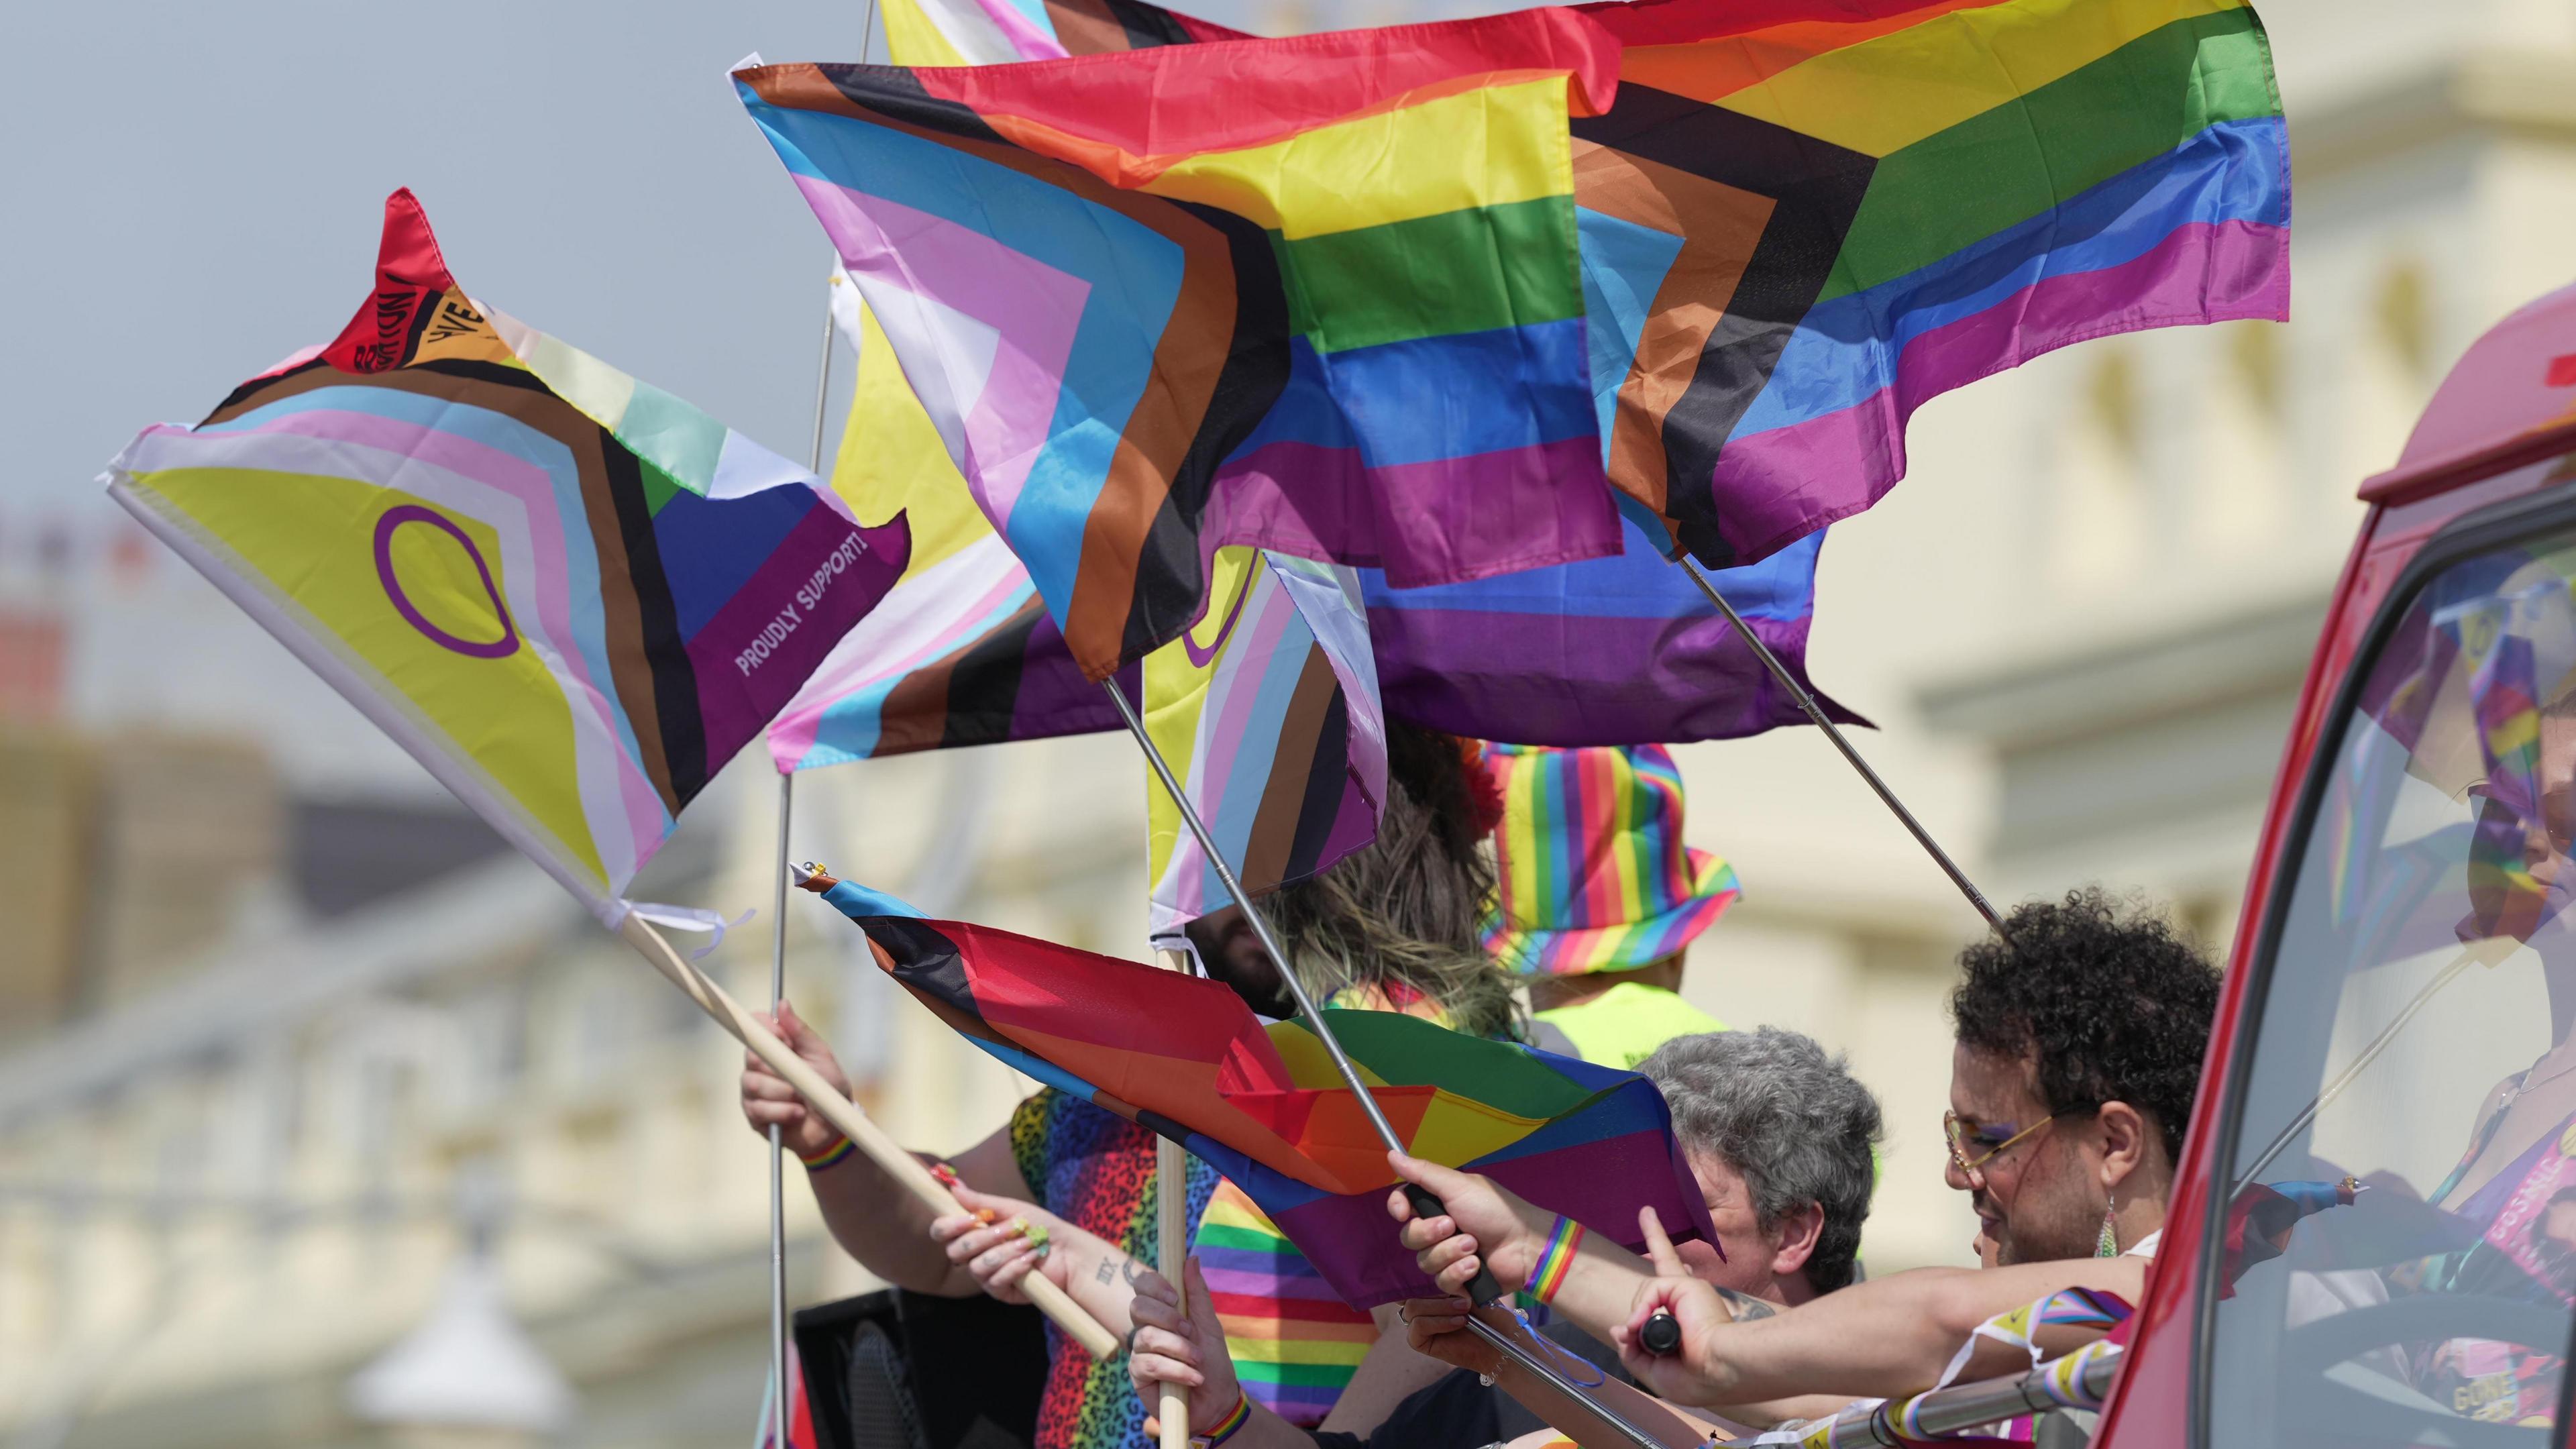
[800, 871, 1717, 1307]
[888, 0, 2292, 570]
[733, 10, 1625, 682]
[1146, 549, 1385, 947]
[104, 191, 906, 912]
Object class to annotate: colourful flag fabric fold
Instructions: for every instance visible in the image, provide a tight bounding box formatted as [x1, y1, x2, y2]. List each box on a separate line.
[1360, 511, 1862, 745]
[801, 299, 1848, 755]
[103, 190, 907, 912]
[733, 10, 1626, 682]
[769, 290, 1132, 769]
[1145, 547, 1387, 947]
[802, 873, 1718, 1308]
[893, 0, 2292, 571]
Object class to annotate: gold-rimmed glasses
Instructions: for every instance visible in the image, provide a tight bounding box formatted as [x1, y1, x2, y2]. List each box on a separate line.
[1943, 1106, 2092, 1187]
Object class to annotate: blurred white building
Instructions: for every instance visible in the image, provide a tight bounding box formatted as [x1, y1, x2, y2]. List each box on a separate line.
[3, 1, 2575, 1443]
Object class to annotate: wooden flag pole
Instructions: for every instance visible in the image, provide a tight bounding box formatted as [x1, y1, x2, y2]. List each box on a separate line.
[1101, 682, 1666, 1449]
[1152, 948, 1195, 1449]
[1672, 554, 2009, 936]
[616, 910, 1122, 1358]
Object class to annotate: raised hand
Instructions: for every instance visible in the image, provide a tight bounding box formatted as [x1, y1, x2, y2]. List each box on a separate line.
[1128, 1258, 1244, 1438]
[1400, 1297, 1499, 1377]
[1385, 1151, 1550, 1298]
[739, 1001, 854, 1162]
[1613, 1207, 1735, 1403]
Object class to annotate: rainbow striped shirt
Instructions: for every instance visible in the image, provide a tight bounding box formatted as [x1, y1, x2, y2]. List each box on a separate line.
[1193, 1180, 1379, 1428]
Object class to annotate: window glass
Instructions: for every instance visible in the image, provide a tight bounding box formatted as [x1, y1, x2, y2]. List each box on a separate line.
[2210, 496, 2576, 1447]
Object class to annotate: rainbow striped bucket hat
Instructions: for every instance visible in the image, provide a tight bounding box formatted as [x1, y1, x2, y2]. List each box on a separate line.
[1481, 743, 1741, 977]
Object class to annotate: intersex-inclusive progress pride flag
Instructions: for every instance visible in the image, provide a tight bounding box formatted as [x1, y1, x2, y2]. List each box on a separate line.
[769, 290, 1131, 769]
[1146, 548, 1387, 948]
[890, 0, 2292, 571]
[103, 191, 906, 912]
[801, 871, 1719, 1308]
[733, 9, 1626, 683]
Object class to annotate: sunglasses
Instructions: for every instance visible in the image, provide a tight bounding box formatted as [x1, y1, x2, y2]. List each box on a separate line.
[1943, 1105, 2095, 1185]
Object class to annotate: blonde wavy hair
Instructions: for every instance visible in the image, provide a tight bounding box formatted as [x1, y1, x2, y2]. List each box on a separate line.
[1263, 724, 1521, 1041]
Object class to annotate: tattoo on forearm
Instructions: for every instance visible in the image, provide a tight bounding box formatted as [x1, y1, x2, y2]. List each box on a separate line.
[1121, 1257, 1146, 1287]
[1713, 1287, 1777, 1322]
[1096, 1259, 1118, 1285]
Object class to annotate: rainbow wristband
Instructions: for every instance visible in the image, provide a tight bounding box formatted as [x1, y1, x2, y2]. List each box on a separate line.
[1522, 1215, 1584, 1304]
[798, 1136, 855, 1171]
[1191, 1391, 1252, 1447]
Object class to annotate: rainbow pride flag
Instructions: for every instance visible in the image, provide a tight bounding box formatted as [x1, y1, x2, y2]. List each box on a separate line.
[1586, 0, 2292, 566]
[769, 291, 1130, 768]
[103, 191, 906, 912]
[1146, 548, 1385, 947]
[890, 0, 2291, 570]
[802, 873, 1717, 1307]
[733, 10, 1625, 682]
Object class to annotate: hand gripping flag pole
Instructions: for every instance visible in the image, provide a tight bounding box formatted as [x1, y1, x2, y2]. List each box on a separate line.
[614, 908, 1120, 1360]
[767, 282, 842, 1449]
[1675, 557, 2007, 937]
[1102, 683, 1669, 1449]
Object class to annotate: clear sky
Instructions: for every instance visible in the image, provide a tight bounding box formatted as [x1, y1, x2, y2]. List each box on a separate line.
[0, 0, 1446, 535]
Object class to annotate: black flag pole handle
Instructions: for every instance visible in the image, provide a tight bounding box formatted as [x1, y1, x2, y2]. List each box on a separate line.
[1675, 555, 2010, 938]
[1103, 682, 1656, 1446]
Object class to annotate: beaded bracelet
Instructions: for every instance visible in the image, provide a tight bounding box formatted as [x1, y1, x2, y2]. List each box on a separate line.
[1521, 1214, 1584, 1304]
[799, 1136, 856, 1171]
[1190, 1390, 1252, 1447]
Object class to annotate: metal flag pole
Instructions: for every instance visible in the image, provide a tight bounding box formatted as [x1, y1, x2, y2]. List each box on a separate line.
[2234, 934, 2516, 1189]
[1151, 948, 1195, 1449]
[1101, 683, 1668, 1449]
[767, 284, 839, 1449]
[1674, 555, 2008, 936]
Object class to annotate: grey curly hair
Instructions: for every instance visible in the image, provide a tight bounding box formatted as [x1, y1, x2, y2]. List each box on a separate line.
[1640, 1028, 1882, 1293]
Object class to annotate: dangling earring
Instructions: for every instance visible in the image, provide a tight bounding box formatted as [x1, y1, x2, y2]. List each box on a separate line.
[2095, 1195, 2119, 1258]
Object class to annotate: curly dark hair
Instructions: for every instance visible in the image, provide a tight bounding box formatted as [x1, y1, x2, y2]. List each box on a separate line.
[1949, 888, 2220, 1161]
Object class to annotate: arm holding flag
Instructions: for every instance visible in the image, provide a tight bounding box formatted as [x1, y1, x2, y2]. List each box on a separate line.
[738, 1003, 1041, 1299]
[1386, 1157, 2147, 1409]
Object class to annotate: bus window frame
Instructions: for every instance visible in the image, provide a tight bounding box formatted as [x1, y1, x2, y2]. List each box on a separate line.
[2192, 470, 2576, 1449]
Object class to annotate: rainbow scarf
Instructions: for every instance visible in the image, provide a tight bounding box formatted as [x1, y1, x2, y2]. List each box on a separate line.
[103, 191, 904, 912]
[734, 13, 1625, 683]
[807, 877, 1719, 1307]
